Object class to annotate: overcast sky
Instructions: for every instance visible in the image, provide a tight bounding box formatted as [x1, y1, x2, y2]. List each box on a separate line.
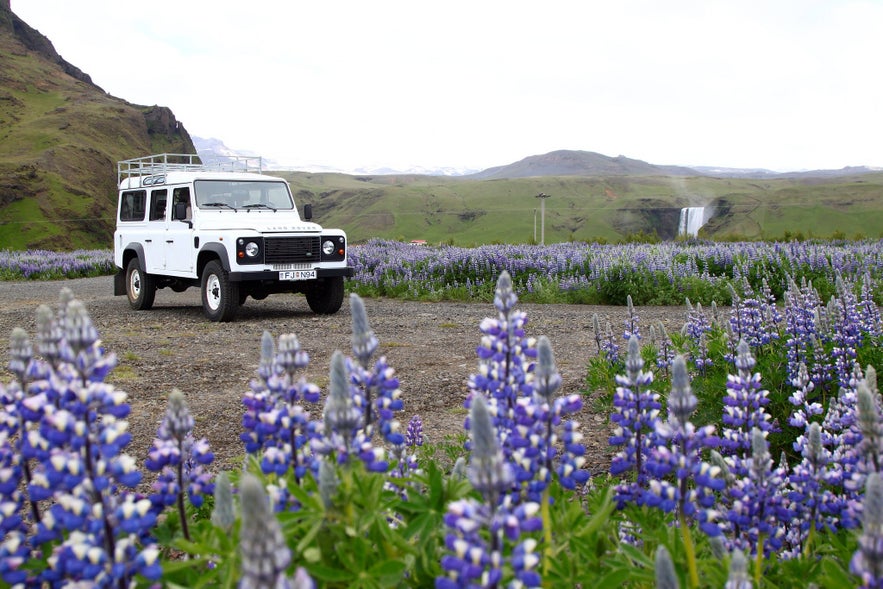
[11, 0, 883, 172]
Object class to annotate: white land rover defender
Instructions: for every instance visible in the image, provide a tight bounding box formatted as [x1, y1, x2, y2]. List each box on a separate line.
[113, 153, 353, 322]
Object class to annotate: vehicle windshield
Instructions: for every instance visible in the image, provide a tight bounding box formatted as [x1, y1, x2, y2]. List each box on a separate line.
[193, 180, 294, 210]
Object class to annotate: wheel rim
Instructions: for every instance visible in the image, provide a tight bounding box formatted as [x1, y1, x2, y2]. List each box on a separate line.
[206, 274, 222, 311]
[129, 269, 142, 299]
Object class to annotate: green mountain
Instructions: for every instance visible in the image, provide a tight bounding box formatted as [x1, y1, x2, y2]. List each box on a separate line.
[466, 149, 699, 179]
[0, 0, 194, 250]
[2, 0, 882, 250]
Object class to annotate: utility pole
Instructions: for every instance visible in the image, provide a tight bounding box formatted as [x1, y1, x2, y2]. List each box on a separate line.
[535, 192, 551, 245]
[533, 208, 537, 242]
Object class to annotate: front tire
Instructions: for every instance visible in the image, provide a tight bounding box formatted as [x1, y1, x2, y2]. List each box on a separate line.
[126, 258, 156, 310]
[201, 260, 239, 322]
[306, 276, 344, 314]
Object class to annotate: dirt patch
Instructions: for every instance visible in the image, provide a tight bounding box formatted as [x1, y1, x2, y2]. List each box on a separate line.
[0, 276, 689, 480]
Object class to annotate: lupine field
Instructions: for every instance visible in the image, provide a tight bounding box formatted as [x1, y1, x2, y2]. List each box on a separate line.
[2, 239, 883, 587]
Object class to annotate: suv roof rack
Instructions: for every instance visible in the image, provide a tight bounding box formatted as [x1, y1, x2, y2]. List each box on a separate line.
[117, 153, 264, 184]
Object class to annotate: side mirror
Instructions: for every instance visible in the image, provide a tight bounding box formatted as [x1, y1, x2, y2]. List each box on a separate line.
[303, 203, 313, 220]
[173, 202, 192, 228]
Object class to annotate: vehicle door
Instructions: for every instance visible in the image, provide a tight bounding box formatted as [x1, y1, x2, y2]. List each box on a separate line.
[118, 189, 150, 268]
[165, 186, 195, 274]
[143, 188, 167, 273]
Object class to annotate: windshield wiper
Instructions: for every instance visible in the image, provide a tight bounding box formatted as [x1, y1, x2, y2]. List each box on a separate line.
[201, 202, 238, 211]
[243, 203, 277, 212]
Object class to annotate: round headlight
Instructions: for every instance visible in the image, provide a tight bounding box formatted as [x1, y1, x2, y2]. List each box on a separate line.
[245, 241, 260, 257]
[322, 240, 335, 255]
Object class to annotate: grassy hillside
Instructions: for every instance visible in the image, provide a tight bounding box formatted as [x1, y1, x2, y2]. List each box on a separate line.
[0, 7, 194, 250]
[278, 170, 883, 245]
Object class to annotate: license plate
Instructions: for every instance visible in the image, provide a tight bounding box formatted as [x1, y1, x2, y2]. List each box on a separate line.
[279, 270, 316, 281]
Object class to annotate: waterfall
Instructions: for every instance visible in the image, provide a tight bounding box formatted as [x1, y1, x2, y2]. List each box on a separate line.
[678, 206, 707, 237]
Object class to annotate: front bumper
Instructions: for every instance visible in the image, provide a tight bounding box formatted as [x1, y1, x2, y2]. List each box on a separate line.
[228, 266, 354, 282]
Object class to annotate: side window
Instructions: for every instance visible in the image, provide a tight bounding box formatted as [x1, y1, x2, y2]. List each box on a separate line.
[149, 189, 168, 221]
[173, 187, 192, 221]
[119, 190, 146, 222]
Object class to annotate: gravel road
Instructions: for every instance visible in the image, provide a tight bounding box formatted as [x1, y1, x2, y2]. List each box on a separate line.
[0, 276, 689, 478]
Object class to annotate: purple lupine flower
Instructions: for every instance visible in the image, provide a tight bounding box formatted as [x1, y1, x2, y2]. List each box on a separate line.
[468, 271, 534, 427]
[643, 356, 723, 535]
[239, 473, 315, 589]
[654, 545, 678, 589]
[391, 415, 424, 481]
[684, 298, 713, 374]
[609, 336, 661, 507]
[211, 472, 235, 530]
[592, 313, 604, 355]
[783, 277, 822, 385]
[350, 293, 380, 367]
[0, 294, 160, 586]
[318, 351, 368, 450]
[145, 389, 215, 540]
[785, 421, 845, 557]
[35, 305, 64, 369]
[437, 395, 542, 589]
[787, 363, 823, 431]
[511, 336, 589, 498]
[858, 272, 882, 338]
[721, 428, 789, 557]
[650, 322, 675, 377]
[623, 294, 641, 341]
[406, 415, 424, 448]
[466, 273, 589, 504]
[820, 365, 866, 530]
[350, 353, 404, 446]
[727, 281, 771, 353]
[593, 312, 620, 365]
[7, 328, 33, 384]
[720, 340, 777, 473]
[241, 330, 322, 492]
[532, 336, 562, 404]
[467, 394, 514, 504]
[758, 277, 782, 336]
[850, 472, 883, 589]
[312, 351, 389, 474]
[841, 379, 883, 500]
[348, 293, 406, 461]
[724, 549, 751, 589]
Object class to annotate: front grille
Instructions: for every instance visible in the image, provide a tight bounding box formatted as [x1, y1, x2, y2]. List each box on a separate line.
[264, 237, 321, 264]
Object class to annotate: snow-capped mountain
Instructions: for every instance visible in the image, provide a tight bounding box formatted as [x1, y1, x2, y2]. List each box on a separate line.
[192, 137, 477, 176]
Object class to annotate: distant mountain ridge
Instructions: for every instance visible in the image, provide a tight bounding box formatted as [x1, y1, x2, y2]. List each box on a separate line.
[196, 138, 882, 181]
[466, 150, 699, 179]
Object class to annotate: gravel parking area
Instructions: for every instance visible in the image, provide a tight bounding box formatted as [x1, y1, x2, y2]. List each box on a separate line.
[0, 276, 689, 478]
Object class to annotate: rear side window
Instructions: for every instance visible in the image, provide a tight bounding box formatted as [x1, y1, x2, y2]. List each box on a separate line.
[120, 190, 146, 221]
[149, 189, 168, 221]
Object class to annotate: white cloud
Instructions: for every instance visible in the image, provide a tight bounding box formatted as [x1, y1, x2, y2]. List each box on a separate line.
[11, 0, 883, 171]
